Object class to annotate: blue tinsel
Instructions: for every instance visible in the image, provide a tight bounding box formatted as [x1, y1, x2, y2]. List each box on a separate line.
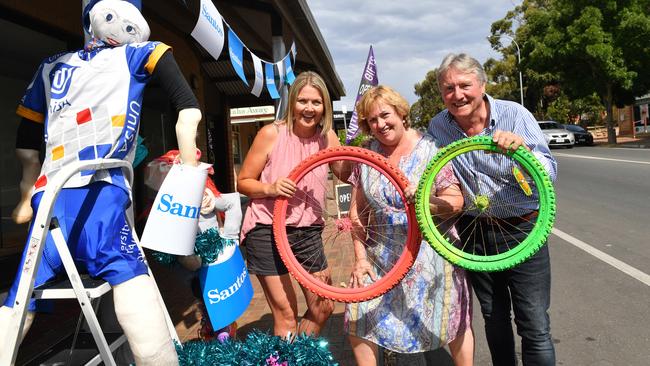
[176, 330, 338, 366]
[152, 227, 236, 266]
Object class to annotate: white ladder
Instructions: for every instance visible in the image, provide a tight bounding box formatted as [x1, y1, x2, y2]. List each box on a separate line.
[1, 159, 179, 366]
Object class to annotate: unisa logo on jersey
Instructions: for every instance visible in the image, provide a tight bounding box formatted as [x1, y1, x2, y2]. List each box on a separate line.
[49, 63, 79, 99]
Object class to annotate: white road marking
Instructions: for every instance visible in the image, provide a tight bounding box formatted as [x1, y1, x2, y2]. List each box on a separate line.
[552, 228, 650, 287]
[554, 153, 650, 165]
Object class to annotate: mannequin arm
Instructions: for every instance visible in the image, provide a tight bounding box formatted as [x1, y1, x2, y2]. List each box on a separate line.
[176, 107, 202, 166]
[13, 148, 41, 224]
[152, 51, 202, 167]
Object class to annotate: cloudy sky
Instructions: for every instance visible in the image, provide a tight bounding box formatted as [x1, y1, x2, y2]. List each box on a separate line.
[308, 0, 519, 110]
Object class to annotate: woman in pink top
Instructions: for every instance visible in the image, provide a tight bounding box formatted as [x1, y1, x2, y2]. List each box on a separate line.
[238, 71, 341, 337]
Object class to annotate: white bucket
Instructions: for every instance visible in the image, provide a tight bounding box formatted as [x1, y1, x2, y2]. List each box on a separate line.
[140, 163, 211, 255]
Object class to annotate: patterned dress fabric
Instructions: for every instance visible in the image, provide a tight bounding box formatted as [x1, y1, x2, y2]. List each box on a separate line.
[344, 134, 472, 353]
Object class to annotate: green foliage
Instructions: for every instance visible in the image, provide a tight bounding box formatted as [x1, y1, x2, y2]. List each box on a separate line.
[484, 57, 520, 102]
[543, 91, 605, 125]
[490, 0, 650, 143]
[574, 93, 606, 126]
[410, 69, 446, 129]
[348, 133, 370, 147]
[337, 129, 346, 145]
[546, 94, 572, 123]
[338, 129, 370, 147]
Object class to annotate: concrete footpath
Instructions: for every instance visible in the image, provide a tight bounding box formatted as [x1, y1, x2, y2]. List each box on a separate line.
[593, 134, 650, 148]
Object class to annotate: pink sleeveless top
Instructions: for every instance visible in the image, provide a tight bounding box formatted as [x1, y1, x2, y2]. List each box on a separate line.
[240, 123, 328, 242]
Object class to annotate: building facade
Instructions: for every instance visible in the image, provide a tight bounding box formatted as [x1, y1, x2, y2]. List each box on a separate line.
[0, 0, 344, 286]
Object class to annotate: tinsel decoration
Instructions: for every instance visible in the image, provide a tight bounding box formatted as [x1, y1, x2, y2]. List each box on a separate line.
[193, 227, 236, 264]
[176, 330, 338, 366]
[152, 227, 236, 266]
[152, 251, 177, 266]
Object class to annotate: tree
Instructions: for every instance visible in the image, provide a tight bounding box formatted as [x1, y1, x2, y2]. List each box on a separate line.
[488, 0, 559, 116]
[410, 58, 531, 128]
[410, 69, 446, 129]
[483, 57, 520, 102]
[492, 0, 650, 143]
[546, 94, 572, 123]
[545, 92, 606, 125]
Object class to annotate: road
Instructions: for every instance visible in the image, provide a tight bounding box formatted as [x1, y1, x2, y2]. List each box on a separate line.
[471, 145, 650, 365]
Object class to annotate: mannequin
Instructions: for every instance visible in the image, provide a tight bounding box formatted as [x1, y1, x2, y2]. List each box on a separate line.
[0, 1, 202, 364]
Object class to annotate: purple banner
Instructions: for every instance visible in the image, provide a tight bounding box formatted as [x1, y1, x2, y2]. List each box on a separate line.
[346, 45, 378, 144]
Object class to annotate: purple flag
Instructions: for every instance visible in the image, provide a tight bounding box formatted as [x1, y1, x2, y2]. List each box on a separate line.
[346, 46, 378, 144]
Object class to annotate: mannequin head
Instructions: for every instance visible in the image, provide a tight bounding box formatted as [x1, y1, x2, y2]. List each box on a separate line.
[83, 0, 150, 45]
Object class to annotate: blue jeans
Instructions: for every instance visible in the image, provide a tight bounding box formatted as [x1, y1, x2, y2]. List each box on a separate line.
[458, 216, 556, 366]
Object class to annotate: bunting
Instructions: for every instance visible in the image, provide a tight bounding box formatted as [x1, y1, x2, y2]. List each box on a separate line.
[251, 53, 264, 97]
[283, 53, 296, 85]
[190, 0, 298, 98]
[190, 0, 225, 61]
[228, 29, 247, 85]
[265, 63, 281, 99]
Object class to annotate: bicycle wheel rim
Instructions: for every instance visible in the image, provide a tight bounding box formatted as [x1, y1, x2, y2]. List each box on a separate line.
[273, 146, 421, 303]
[415, 135, 556, 272]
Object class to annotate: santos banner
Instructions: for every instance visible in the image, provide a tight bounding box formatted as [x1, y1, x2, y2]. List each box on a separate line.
[200, 245, 254, 331]
[140, 163, 211, 255]
[191, 0, 225, 61]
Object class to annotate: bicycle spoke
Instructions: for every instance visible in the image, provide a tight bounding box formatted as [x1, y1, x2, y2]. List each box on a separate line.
[416, 136, 556, 271]
[274, 147, 420, 302]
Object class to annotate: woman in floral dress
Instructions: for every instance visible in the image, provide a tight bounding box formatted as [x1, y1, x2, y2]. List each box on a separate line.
[345, 85, 473, 366]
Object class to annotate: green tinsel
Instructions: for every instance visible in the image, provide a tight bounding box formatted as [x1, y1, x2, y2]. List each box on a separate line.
[152, 227, 236, 266]
[176, 330, 338, 366]
[152, 251, 177, 266]
[193, 227, 236, 264]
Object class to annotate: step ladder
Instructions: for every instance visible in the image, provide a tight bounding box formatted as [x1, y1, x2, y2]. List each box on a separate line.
[1, 159, 179, 366]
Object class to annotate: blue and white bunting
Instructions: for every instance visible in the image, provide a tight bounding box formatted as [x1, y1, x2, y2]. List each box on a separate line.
[251, 53, 264, 97]
[191, 0, 297, 99]
[265, 63, 280, 99]
[277, 57, 286, 86]
[228, 29, 248, 86]
[190, 0, 225, 62]
[283, 53, 296, 85]
[290, 42, 297, 61]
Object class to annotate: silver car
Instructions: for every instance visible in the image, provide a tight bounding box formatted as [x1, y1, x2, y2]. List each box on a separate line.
[538, 121, 575, 148]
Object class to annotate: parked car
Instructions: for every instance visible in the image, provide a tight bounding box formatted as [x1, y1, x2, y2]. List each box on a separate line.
[563, 124, 594, 145]
[537, 121, 574, 148]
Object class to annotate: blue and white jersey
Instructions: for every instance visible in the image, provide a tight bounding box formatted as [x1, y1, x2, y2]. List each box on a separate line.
[427, 94, 557, 218]
[17, 41, 170, 196]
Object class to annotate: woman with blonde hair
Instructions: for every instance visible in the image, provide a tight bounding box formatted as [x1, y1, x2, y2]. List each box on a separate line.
[238, 71, 340, 337]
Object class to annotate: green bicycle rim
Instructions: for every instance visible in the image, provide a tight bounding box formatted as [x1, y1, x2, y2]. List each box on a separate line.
[415, 135, 556, 272]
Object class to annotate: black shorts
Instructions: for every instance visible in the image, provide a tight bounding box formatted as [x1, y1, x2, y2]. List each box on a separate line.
[242, 224, 328, 276]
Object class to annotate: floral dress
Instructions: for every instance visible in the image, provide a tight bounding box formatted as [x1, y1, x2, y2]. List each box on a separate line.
[344, 134, 472, 353]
